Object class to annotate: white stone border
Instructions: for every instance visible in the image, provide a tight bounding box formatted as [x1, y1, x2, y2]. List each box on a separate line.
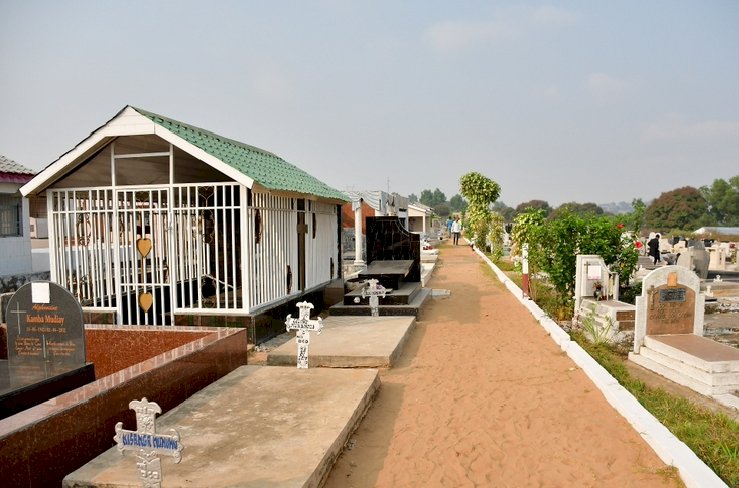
[474, 247, 728, 488]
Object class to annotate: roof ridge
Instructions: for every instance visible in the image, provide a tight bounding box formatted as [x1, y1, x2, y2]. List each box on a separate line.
[130, 106, 348, 202]
[131, 106, 281, 159]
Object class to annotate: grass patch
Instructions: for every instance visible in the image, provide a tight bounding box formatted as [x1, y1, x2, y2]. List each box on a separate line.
[572, 331, 739, 487]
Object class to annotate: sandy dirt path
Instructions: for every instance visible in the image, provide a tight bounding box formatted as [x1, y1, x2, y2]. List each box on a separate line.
[324, 241, 681, 488]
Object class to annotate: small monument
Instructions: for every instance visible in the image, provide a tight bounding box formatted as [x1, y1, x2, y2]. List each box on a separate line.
[114, 397, 184, 488]
[1, 281, 94, 418]
[361, 279, 390, 317]
[6, 281, 86, 363]
[629, 265, 739, 406]
[285, 301, 323, 368]
[633, 265, 704, 353]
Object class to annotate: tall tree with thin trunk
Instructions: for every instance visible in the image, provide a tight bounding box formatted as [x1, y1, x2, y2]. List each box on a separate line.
[459, 172, 501, 250]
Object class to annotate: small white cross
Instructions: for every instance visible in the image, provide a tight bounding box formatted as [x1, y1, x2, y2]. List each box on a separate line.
[285, 301, 323, 368]
[114, 397, 183, 488]
[361, 279, 391, 317]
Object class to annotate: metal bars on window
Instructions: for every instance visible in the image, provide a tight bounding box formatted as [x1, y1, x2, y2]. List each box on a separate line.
[245, 192, 295, 309]
[115, 188, 170, 326]
[49, 189, 117, 308]
[304, 201, 339, 289]
[171, 183, 243, 312]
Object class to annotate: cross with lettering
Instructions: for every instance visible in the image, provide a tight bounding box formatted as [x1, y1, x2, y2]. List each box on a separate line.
[114, 397, 183, 488]
[285, 301, 323, 368]
[361, 279, 392, 317]
[9, 302, 27, 335]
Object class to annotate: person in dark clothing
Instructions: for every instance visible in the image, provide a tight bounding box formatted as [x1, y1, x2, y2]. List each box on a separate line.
[647, 233, 661, 265]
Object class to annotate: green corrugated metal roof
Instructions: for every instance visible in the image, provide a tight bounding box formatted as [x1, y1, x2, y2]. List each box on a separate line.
[132, 107, 348, 202]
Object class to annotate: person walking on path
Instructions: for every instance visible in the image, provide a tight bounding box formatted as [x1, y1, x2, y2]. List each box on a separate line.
[450, 217, 462, 245]
[325, 240, 675, 488]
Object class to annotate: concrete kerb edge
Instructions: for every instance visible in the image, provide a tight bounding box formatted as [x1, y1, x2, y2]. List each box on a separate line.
[473, 247, 728, 488]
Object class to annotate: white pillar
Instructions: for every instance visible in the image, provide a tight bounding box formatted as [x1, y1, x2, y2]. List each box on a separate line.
[354, 199, 365, 266]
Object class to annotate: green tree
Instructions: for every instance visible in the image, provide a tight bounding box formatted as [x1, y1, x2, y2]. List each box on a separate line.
[510, 209, 546, 298]
[624, 198, 646, 235]
[419, 189, 434, 206]
[644, 186, 710, 231]
[449, 194, 468, 213]
[492, 201, 515, 222]
[419, 188, 447, 207]
[432, 188, 446, 206]
[488, 211, 505, 261]
[434, 202, 451, 217]
[700, 175, 739, 226]
[511, 209, 638, 310]
[515, 199, 552, 217]
[408, 193, 418, 203]
[459, 172, 501, 249]
[549, 202, 603, 219]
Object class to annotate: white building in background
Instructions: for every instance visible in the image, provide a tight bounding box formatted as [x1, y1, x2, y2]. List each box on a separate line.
[0, 155, 35, 276]
[408, 202, 434, 234]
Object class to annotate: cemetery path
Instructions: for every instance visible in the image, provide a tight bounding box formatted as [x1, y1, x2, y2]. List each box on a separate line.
[324, 241, 681, 488]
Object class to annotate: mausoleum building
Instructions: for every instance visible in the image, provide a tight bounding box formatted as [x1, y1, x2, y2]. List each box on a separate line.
[21, 106, 348, 330]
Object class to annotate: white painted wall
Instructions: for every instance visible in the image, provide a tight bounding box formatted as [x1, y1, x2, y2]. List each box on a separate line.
[0, 193, 32, 275]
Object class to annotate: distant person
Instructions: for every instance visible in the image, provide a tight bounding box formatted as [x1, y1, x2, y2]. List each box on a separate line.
[648, 233, 661, 265]
[446, 216, 453, 235]
[451, 218, 462, 245]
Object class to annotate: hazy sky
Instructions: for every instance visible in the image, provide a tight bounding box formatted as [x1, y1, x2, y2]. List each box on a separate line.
[1, 1, 737, 207]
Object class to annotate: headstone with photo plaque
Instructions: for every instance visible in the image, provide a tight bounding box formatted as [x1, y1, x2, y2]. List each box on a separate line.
[1, 281, 94, 419]
[633, 266, 704, 353]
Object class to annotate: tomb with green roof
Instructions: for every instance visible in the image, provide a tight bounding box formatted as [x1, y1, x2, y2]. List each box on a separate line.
[21, 106, 348, 340]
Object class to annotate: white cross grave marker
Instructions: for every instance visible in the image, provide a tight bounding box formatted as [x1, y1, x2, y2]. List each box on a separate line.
[361, 279, 391, 317]
[285, 301, 323, 368]
[114, 397, 183, 488]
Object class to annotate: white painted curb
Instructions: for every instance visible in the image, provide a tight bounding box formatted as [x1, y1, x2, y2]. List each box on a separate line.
[473, 247, 728, 488]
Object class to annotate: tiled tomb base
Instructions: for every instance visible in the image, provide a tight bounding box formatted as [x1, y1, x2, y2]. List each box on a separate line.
[0, 325, 247, 487]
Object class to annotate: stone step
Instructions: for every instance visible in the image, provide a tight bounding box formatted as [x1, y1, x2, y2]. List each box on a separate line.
[330, 288, 430, 317]
[644, 335, 739, 373]
[629, 351, 717, 397]
[343, 281, 421, 306]
[629, 335, 739, 396]
[637, 346, 739, 388]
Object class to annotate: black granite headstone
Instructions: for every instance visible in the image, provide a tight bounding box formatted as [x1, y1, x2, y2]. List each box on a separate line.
[1, 281, 93, 419]
[6, 281, 86, 364]
[365, 216, 421, 283]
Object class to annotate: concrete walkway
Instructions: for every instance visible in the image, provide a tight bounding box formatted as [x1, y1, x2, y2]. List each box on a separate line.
[324, 242, 688, 488]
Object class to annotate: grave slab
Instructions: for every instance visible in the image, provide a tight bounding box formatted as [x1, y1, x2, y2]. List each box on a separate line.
[268, 315, 416, 368]
[64, 365, 380, 488]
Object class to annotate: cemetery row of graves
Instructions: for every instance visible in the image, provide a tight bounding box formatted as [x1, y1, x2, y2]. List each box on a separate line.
[1, 105, 737, 486]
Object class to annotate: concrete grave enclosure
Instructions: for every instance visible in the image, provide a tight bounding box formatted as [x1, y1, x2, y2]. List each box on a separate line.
[0, 324, 246, 486]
